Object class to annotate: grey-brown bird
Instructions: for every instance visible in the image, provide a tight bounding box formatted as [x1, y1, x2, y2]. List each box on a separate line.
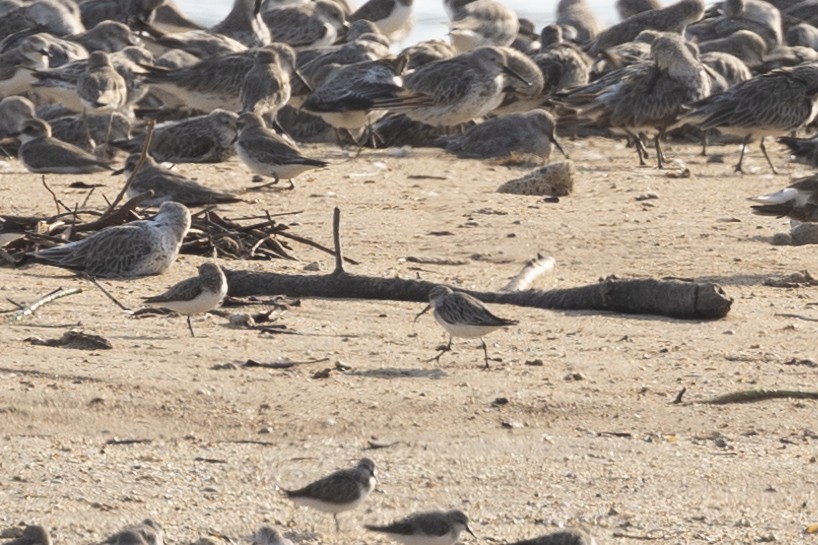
[16, 118, 114, 174]
[77, 50, 128, 111]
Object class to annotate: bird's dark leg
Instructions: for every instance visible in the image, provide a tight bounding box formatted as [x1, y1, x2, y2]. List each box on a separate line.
[654, 130, 666, 169]
[759, 137, 779, 175]
[480, 337, 490, 368]
[427, 336, 452, 363]
[186, 315, 195, 337]
[700, 129, 708, 156]
[735, 135, 751, 173]
[333, 514, 340, 532]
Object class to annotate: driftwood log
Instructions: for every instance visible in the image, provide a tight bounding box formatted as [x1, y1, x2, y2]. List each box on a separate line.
[223, 270, 731, 320]
[223, 209, 732, 321]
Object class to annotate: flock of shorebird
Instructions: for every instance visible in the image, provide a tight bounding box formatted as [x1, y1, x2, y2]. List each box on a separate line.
[3, 458, 595, 545]
[3, 0, 818, 541]
[0, 0, 815, 363]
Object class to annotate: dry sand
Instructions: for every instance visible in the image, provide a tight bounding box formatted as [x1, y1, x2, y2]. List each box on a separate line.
[1, 136, 817, 545]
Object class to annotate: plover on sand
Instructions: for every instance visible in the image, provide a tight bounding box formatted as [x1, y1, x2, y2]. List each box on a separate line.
[16, 118, 114, 173]
[116, 153, 243, 207]
[415, 285, 518, 367]
[365, 510, 476, 545]
[678, 62, 818, 173]
[5, 525, 51, 545]
[113, 110, 238, 163]
[144, 261, 228, 336]
[235, 111, 328, 188]
[749, 175, 818, 222]
[34, 201, 191, 278]
[284, 458, 376, 531]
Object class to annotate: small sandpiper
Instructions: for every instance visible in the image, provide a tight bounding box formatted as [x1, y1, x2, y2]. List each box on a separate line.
[365, 509, 476, 545]
[235, 112, 328, 189]
[284, 458, 376, 531]
[144, 261, 228, 337]
[415, 285, 518, 367]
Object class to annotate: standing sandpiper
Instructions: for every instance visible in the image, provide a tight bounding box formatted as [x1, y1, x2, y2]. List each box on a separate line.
[143, 261, 228, 337]
[415, 285, 518, 367]
[284, 458, 377, 531]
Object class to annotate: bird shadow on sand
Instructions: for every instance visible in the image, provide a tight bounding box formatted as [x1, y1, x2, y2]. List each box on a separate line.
[349, 367, 447, 380]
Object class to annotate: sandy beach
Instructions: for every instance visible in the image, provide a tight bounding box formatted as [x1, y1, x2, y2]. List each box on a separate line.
[2, 135, 818, 544]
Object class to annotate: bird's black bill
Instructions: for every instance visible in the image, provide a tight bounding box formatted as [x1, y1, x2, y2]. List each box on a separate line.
[414, 304, 431, 322]
[502, 65, 531, 87]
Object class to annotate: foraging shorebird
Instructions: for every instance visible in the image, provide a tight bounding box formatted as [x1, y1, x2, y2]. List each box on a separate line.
[415, 285, 518, 367]
[34, 202, 191, 278]
[749, 175, 818, 222]
[144, 261, 228, 337]
[234, 112, 328, 188]
[284, 458, 377, 531]
[365, 510, 476, 545]
[115, 153, 243, 207]
[16, 118, 114, 174]
[678, 62, 818, 173]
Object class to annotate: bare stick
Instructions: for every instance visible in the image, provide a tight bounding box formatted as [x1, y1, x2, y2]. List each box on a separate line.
[6, 287, 83, 322]
[41, 176, 71, 215]
[80, 273, 130, 311]
[332, 206, 344, 274]
[80, 186, 96, 210]
[105, 119, 155, 213]
[73, 190, 154, 233]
